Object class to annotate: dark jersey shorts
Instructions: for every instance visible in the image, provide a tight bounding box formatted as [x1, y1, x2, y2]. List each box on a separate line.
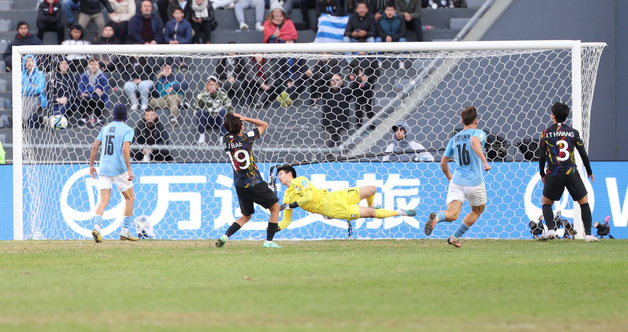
[543, 172, 588, 201]
[236, 181, 279, 216]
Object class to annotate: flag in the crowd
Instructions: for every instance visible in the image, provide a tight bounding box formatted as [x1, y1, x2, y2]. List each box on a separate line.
[314, 14, 350, 43]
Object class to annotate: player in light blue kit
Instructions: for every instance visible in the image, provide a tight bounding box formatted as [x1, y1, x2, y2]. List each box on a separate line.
[424, 106, 491, 247]
[89, 104, 137, 243]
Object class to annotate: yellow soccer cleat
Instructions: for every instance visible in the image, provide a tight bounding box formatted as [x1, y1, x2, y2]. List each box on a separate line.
[120, 230, 139, 241]
[91, 226, 103, 244]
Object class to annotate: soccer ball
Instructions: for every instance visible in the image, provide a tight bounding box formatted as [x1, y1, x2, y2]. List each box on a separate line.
[49, 114, 68, 130]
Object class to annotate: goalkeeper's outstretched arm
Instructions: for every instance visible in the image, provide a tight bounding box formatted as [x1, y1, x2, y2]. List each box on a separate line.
[279, 208, 293, 230]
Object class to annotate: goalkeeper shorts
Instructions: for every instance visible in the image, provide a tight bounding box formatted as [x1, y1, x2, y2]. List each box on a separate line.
[325, 187, 362, 220]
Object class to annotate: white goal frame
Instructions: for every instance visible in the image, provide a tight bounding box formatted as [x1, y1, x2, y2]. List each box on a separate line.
[12, 40, 605, 240]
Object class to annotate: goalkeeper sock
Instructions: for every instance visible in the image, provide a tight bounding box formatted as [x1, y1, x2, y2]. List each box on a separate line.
[375, 209, 398, 218]
[266, 223, 279, 241]
[453, 223, 470, 238]
[580, 203, 592, 235]
[225, 222, 241, 237]
[366, 194, 374, 208]
[542, 204, 555, 230]
[92, 215, 102, 229]
[437, 211, 446, 222]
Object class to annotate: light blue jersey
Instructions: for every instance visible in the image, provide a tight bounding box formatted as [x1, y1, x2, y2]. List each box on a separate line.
[96, 121, 134, 177]
[443, 128, 487, 186]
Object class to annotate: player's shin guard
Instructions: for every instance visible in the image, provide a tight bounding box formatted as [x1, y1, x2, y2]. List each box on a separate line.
[580, 203, 592, 235]
[542, 204, 555, 230]
[225, 222, 241, 237]
[267, 223, 279, 241]
[375, 209, 398, 218]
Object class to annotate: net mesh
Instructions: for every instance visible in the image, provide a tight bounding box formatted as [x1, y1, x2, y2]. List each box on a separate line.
[17, 43, 605, 240]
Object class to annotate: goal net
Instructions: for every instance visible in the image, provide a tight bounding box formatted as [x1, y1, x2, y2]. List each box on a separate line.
[12, 41, 605, 240]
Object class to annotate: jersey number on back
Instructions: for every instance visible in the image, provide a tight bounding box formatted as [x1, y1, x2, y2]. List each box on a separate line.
[228, 149, 250, 171]
[456, 143, 471, 166]
[104, 135, 114, 156]
[556, 139, 570, 162]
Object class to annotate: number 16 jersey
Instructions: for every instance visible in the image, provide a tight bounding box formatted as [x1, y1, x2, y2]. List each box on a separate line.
[443, 128, 486, 187]
[224, 128, 264, 188]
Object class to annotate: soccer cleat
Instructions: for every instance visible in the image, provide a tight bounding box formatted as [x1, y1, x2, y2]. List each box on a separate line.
[447, 235, 462, 248]
[215, 234, 228, 248]
[399, 209, 416, 217]
[539, 230, 557, 241]
[91, 226, 103, 244]
[584, 235, 600, 242]
[425, 212, 437, 236]
[263, 241, 282, 248]
[120, 231, 139, 241]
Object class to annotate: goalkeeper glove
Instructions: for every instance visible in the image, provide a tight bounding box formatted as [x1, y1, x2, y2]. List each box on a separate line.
[279, 202, 299, 211]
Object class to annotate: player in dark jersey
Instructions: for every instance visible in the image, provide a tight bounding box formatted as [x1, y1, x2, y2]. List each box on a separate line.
[539, 102, 597, 241]
[215, 113, 282, 248]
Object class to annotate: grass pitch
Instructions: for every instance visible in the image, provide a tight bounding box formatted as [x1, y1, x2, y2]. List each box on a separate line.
[0, 239, 627, 331]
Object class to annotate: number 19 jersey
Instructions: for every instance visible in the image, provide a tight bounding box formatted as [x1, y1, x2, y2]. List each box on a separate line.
[224, 128, 264, 188]
[96, 121, 134, 177]
[443, 128, 487, 187]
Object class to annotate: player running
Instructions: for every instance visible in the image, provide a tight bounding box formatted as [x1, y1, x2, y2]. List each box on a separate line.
[538, 102, 597, 241]
[215, 113, 282, 248]
[425, 106, 491, 247]
[89, 104, 137, 242]
[275, 164, 416, 231]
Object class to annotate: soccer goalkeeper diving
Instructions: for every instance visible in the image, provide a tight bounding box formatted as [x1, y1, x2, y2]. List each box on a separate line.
[275, 165, 416, 231]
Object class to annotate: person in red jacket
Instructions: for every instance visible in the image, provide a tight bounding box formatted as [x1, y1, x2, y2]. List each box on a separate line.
[263, 2, 298, 43]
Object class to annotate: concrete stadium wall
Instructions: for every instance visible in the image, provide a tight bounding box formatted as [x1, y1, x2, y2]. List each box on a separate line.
[481, 0, 627, 160]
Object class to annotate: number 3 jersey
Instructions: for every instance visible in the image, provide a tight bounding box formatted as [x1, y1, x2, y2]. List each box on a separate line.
[224, 128, 265, 188]
[96, 121, 134, 177]
[444, 128, 486, 187]
[539, 123, 592, 177]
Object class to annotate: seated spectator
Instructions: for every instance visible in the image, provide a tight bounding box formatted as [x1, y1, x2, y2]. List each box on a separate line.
[127, 0, 165, 44]
[194, 75, 234, 144]
[347, 0, 380, 17]
[107, 0, 135, 43]
[344, 0, 376, 43]
[123, 56, 156, 112]
[62, 24, 91, 72]
[149, 62, 188, 126]
[48, 58, 78, 122]
[22, 55, 48, 129]
[133, 107, 173, 162]
[190, 0, 216, 43]
[94, 23, 122, 71]
[376, 3, 406, 43]
[320, 73, 353, 147]
[37, 0, 65, 45]
[3, 22, 42, 72]
[77, 0, 115, 41]
[78, 57, 110, 127]
[394, 0, 422, 41]
[234, 0, 265, 31]
[165, 7, 193, 44]
[245, 55, 280, 109]
[263, 3, 298, 43]
[61, 0, 80, 27]
[383, 121, 434, 162]
[215, 50, 250, 102]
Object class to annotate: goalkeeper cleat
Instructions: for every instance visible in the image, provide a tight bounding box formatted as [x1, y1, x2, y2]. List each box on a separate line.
[91, 225, 103, 244]
[263, 241, 282, 248]
[584, 235, 600, 242]
[399, 209, 416, 217]
[447, 235, 462, 248]
[425, 212, 437, 236]
[215, 234, 228, 248]
[120, 230, 138, 241]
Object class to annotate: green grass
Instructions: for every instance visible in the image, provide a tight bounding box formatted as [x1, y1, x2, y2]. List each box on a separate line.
[0, 239, 627, 331]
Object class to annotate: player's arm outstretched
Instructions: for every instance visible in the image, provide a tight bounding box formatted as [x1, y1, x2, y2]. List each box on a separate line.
[232, 113, 269, 135]
[89, 139, 102, 179]
[470, 135, 491, 171]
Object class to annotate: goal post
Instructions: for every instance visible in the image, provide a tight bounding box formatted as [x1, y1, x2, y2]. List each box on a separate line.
[12, 40, 605, 240]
